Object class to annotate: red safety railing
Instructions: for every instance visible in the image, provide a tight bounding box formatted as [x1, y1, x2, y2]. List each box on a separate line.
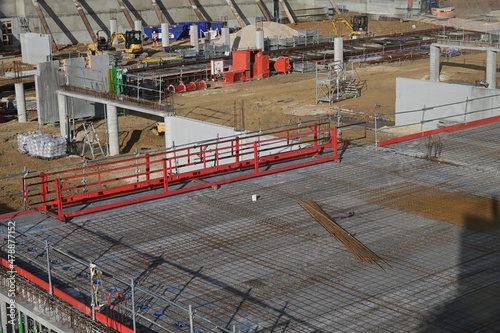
[0, 258, 133, 333]
[21, 122, 347, 222]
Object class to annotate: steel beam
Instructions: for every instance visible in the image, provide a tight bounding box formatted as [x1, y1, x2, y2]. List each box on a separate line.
[255, 0, 272, 21]
[328, 0, 342, 15]
[226, 0, 246, 27]
[31, 0, 58, 51]
[151, 0, 164, 24]
[279, 0, 295, 24]
[116, 0, 135, 29]
[187, 0, 205, 21]
[72, 0, 97, 44]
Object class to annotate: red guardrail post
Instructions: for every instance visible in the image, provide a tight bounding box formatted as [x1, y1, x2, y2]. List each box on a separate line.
[333, 127, 339, 161]
[40, 172, 48, 211]
[314, 122, 318, 149]
[162, 159, 168, 192]
[145, 154, 150, 183]
[254, 141, 259, 174]
[235, 137, 240, 163]
[55, 178, 65, 222]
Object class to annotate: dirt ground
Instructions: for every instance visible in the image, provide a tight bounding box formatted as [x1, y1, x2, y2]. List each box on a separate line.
[0, 16, 497, 214]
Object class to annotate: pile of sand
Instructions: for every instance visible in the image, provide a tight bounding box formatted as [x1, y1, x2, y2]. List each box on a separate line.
[230, 22, 298, 50]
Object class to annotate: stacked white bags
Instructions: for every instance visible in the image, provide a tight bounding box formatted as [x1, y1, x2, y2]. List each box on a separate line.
[17, 131, 42, 154]
[17, 132, 67, 159]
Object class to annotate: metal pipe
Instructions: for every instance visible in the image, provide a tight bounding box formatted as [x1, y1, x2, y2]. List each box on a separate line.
[328, 0, 342, 15]
[72, 0, 97, 44]
[31, 0, 58, 51]
[226, 0, 246, 27]
[45, 240, 52, 295]
[131, 278, 136, 333]
[255, 0, 271, 21]
[187, 0, 205, 21]
[151, 0, 163, 23]
[116, 0, 135, 29]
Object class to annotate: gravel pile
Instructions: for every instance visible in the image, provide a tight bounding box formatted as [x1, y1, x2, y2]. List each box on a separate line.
[230, 22, 298, 50]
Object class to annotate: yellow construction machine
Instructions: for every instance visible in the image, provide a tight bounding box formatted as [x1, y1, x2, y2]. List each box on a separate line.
[88, 30, 143, 56]
[332, 15, 368, 37]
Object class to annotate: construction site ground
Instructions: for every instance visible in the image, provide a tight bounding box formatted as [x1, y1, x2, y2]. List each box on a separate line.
[0, 16, 498, 215]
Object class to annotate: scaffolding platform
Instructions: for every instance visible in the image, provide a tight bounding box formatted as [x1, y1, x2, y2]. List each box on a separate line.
[316, 61, 364, 104]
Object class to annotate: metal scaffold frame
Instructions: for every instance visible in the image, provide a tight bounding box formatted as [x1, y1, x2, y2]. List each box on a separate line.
[315, 61, 363, 104]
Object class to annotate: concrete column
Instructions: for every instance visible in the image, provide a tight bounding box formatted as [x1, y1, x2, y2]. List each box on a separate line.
[221, 27, 230, 48]
[110, 19, 118, 45]
[107, 104, 120, 156]
[486, 48, 497, 89]
[190, 24, 199, 54]
[430, 45, 441, 82]
[57, 94, 68, 139]
[164, 115, 174, 149]
[134, 20, 142, 34]
[1, 301, 7, 333]
[334, 37, 343, 64]
[256, 30, 264, 50]
[15, 82, 27, 123]
[161, 23, 170, 47]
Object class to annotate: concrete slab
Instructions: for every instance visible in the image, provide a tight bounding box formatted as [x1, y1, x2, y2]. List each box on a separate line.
[2, 123, 500, 331]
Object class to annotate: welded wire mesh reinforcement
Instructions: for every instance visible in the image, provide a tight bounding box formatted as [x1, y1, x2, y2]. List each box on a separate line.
[0, 220, 236, 332]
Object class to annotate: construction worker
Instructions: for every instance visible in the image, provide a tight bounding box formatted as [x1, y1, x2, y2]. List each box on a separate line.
[153, 30, 159, 47]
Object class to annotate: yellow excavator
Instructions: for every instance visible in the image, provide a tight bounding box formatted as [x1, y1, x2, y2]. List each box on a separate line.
[88, 30, 143, 56]
[332, 16, 368, 37]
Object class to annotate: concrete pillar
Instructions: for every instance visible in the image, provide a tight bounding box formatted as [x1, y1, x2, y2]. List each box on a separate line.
[486, 48, 497, 89]
[1, 301, 7, 333]
[334, 37, 343, 64]
[57, 94, 68, 139]
[110, 19, 118, 45]
[190, 24, 199, 54]
[15, 82, 27, 123]
[256, 29, 264, 50]
[161, 23, 170, 47]
[107, 104, 120, 156]
[164, 115, 174, 149]
[134, 20, 142, 34]
[221, 27, 230, 48]
[430, 45, 441, 82]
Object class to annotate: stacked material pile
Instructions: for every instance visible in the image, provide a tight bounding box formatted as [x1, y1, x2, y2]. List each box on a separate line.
[17, 132, 67, 159]
[230, 22, 298, 50]
[17, 131, 42, 154]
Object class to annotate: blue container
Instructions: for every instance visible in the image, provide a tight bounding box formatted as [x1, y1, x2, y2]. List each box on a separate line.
[144, 21, 226, 41]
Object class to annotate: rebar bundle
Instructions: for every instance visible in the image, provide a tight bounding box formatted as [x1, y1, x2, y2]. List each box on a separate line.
[301, 200, 383, 264]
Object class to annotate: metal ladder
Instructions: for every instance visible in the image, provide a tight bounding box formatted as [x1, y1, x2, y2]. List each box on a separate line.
[81, 121, 105, 159]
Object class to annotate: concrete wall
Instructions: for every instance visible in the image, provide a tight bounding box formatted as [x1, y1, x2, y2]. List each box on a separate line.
[395, 78, 500, 129]
[36, 55, 109, 124]
[20, 32, 51, 64]
[0, 0, 276, 44]
[0, 1, 412, 45]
